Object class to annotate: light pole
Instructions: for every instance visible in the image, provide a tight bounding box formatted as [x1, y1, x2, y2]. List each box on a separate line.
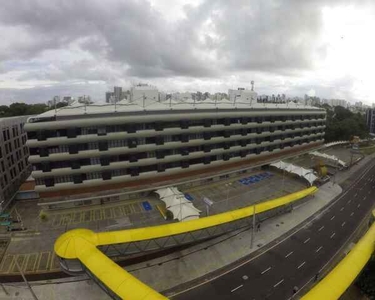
[250, 200, 258, 249]
[225, 182, 232, 211]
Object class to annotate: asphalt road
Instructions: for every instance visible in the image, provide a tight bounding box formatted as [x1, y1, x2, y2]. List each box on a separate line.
[173, 160, 375, 300]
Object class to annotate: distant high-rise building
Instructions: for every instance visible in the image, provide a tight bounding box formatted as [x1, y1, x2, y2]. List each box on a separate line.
[366, 109, 375, 135]
[106, 92, 114, 103]
[0, 116, 31, 211]
[114, 86, 122, 102]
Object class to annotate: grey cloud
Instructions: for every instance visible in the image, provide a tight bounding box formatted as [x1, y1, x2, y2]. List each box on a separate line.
[0, 0, 345, 78]
[0, 0, 373, 103]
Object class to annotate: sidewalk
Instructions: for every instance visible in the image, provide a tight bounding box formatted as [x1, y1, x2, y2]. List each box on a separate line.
[1, 154, 371, 300]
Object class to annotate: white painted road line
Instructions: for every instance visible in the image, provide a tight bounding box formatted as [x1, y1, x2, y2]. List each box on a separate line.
[350, 212, 354, 217]
[364, 196, 367, 200]
[231, 284, 243, 293]
[340, 207, 344, 211]
[347, 200, 351, 204]
[261, 267, 272, 275]
[330, 216, 335, 221]
[285, 251, 293, 258]
[369, 190, 371, 194]
[354, 193, 358, 197]
[342, 222, 346, 227]
[304, 238, 310, 244]
[318, 226, 324, 232]
[358, 204, 361, 208]
[316, 246, 323, 253]
[274, 279, 284, 288]
[330, 233, 336, 239]
[298, 262, 306, 269]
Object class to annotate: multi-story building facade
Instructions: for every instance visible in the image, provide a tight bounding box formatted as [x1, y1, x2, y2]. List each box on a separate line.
[25, 87, 326, 208]
[366, 108, 375, 135]
[0, 116, 31, 210]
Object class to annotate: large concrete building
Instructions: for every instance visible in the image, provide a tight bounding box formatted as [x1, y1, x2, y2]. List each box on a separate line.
[0, 116, 31, 210]
[25, 86, 326, 208]
[366, 108, 375, 135]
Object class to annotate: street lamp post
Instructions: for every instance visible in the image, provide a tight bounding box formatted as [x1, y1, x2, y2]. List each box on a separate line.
[225, 182, 232, 211]
[250, 201, 257, 249]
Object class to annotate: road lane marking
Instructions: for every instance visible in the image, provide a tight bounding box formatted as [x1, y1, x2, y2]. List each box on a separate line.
[354, 193, 357, 197]
[231, 284, 243, 293]
[358, 204, 361, 208]
[261, 267, 272, 275]
[341, 222, 346, 227]
[274, 279, 284, 288]
[169, 161, 375, 298]
[340, 207, 344, 211]
[350, 212, 354, 217]
[285, 251, 293, 258]
[330, 216, 335, 221]
[368, 190, 371, 194]
[363, 196, 367, 200]
[318, 226, 324, 232]
[347, 200, 351, 204]
[330, 232, 336, 239]
[304, 238, 310, 244]
[316, 246, 323, 253]
[298, 262, 306, 269]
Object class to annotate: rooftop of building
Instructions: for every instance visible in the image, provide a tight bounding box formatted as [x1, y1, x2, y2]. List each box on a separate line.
[28, 97, 323, 123]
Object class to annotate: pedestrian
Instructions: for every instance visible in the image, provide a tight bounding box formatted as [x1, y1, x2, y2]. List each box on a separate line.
[256, 222, 261, 232]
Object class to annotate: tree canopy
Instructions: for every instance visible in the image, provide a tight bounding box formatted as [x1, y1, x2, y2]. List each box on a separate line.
[322, 105, 368, 142]
[0, 102, 49, 118]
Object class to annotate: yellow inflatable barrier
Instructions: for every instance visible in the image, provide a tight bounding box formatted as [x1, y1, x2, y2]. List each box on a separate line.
[55, 186, 317, 300]
[302, 210, 375, 300]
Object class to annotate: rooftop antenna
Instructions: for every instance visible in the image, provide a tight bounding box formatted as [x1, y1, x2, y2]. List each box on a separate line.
[251, 80, 254, 91]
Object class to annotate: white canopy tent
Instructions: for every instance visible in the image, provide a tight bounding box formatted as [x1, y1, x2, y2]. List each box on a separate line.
[155, 187, 201, 222]
[270, 161, 318, 186]
[310, 151, 346, 168]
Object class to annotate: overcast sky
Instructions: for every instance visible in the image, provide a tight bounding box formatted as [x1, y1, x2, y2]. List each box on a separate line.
[0, 0, 374, 105]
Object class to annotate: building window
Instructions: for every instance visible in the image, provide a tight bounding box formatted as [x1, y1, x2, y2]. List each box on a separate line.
[102, 171, 112, 180]
[67, 128, 78, 138]
[98, 141, 108, 151]
[73, 174, 83, 184]
[45, 178, 55, 187]
[41, 162, 51, 172]
[100, 157, 110, 166]
[69, 145, 79, 154]
[40, 148, 49, 157]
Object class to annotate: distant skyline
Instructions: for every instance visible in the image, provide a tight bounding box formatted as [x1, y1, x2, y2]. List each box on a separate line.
[0, 0, 374, 105]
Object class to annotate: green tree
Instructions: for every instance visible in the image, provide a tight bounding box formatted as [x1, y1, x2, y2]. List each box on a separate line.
[0, 102, 49, 118]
